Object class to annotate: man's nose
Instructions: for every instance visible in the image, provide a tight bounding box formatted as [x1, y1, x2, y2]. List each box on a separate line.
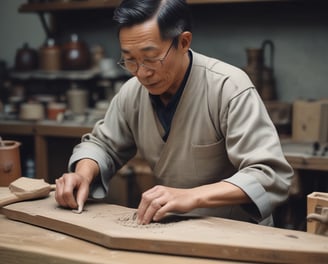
[135, 64, 153, 78]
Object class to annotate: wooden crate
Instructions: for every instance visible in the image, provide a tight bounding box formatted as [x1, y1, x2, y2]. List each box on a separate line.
[292, 99, 328, 143]
[307, 192, 328, 233]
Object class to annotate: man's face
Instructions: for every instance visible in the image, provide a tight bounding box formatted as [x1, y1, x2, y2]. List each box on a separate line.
[119, 19, 187, 98]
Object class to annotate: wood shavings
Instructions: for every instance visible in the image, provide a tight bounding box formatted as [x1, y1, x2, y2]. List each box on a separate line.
[116, 212, 171, 229]
[115, 212, 193, 229]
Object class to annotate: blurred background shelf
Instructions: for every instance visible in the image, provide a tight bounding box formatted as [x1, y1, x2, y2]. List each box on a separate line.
[19, 0, 289, 13]
[10, 67, 100, 80]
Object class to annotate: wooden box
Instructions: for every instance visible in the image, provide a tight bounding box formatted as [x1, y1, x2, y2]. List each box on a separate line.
[307, 192, 328, 233]
[292, 99, 328, 143]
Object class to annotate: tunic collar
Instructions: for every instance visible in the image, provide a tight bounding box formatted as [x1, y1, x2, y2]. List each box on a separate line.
[150, 50, 193, 141]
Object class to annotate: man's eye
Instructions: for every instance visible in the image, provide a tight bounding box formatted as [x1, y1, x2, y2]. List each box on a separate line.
[143, 53, 161, 60]
[144, 58, 158, 63]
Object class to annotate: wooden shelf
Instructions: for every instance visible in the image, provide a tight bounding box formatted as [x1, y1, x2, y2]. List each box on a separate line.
[19, 0, 291, 13]
[19, 0, 121, 13]
[10, 68, 101, 81]
[0, 120, 92, 180]
[187, 0, 283, 4]
[0, 120, 35, 135]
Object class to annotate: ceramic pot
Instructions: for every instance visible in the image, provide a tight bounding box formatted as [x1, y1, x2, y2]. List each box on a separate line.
[47, 102, 66, 120]
[39, 38, 62, 71]
[0, 140, 22, 186]
[62, 34, 90, 70]
[19, 102, 45, 120]
[67, 86, 88, 114]
[14, 43, 38, 71]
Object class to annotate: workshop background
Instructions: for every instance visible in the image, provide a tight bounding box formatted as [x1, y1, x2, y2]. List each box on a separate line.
[0, 0, 327, 232]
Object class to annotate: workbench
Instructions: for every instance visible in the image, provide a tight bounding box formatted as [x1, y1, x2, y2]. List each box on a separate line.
[0, 214, 246, 264]
[282, 140, 328, 172]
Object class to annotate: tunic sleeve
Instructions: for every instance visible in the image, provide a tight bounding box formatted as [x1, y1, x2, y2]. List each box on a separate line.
[222, 84, 293, 221]
[68, 84, 137, 199]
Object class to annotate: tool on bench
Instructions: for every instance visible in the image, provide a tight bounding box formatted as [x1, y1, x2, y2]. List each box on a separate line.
[0, 177, 55, 208]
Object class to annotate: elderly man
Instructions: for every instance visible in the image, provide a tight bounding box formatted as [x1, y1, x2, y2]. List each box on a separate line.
[55, 0, 293, 226]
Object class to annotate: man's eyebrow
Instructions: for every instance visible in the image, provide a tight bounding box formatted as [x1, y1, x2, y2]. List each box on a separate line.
[121, 45, 159, 54]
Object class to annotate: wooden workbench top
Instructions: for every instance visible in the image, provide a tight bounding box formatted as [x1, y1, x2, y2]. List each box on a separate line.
[0, 214, 241, 264]
[1, 191, 328, 264]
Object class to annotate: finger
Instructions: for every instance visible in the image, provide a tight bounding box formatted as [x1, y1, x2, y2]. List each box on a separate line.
[55, 178, 68, 207]
[141, 196, 167, 224]
[137, 186, 163, 223]
[75, 184, 89, 212]
[153, 201, 173, 221]
[72, 202, 84, 214]
[137, 199, 148, 223]
[61, 177, 78, 209]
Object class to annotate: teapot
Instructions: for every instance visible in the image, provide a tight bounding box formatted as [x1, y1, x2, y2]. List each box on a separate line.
[62, 34, 91, 70]
[14, 43, 38, 71]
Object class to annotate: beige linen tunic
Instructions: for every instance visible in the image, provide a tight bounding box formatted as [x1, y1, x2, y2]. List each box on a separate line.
[69, 50, 293, 225]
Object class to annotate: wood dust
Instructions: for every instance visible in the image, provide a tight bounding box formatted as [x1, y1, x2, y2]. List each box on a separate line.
[116, 212, 196, 229]
[116, 212, 175, 229]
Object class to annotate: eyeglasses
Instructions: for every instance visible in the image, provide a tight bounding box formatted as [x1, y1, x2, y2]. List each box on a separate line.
[117, 40, 174, 74]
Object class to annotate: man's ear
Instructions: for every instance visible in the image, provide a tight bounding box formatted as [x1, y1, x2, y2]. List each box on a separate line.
[179, 31, 192, 52]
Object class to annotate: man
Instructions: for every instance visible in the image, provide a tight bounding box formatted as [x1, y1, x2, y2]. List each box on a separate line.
[55, 0, 293, 226]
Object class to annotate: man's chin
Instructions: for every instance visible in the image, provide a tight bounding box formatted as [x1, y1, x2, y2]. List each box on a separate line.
[144, 85, 162, 95]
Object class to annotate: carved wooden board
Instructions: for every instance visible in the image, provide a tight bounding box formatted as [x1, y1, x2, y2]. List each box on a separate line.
[2, 192, 328, 264]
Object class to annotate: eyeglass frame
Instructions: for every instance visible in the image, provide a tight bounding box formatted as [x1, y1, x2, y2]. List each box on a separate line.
[117, 39, 175, 74]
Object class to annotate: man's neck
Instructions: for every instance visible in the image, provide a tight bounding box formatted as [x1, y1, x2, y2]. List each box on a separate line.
[159, 51, 191, 106]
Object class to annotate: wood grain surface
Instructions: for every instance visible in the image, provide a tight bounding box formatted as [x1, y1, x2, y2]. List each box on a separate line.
[0, 214, 232, 264]
[1, 191, 328, 264]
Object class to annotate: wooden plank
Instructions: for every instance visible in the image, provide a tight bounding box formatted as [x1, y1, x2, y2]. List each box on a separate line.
[0, 215, 226, 264]
[1, 192, 328, 264]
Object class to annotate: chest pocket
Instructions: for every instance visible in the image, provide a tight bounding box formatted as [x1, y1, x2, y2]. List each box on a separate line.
[191, 138, 235, 185]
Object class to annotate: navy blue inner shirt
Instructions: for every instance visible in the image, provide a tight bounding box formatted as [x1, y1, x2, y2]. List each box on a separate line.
[149, 51, 193, 141]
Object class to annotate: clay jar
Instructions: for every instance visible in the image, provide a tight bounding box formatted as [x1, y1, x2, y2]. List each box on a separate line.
[39, 38, 62, 71]
[67, 83, 88, 114]
[62, 34, 91, 70]
[19, 102, 45, 120]
[47, 102, 66, 120]
[244, 40, 276, 101]
[14, 43, 38, 71]
[0, 140, 22, 186]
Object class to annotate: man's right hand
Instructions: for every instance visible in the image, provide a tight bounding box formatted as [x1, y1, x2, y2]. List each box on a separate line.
[55, 159, 99, 211]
